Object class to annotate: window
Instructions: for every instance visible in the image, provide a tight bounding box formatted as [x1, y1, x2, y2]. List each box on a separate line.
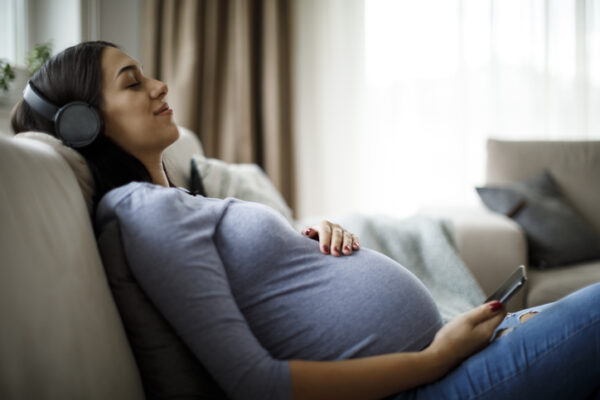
[0, 0, 28, 65]
[293, 0, 600, 218]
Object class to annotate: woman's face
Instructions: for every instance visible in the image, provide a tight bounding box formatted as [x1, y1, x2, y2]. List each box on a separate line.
[100, 47, 179, 158]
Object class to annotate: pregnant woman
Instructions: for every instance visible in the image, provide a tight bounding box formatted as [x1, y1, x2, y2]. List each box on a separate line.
[11, 41, 600, 400]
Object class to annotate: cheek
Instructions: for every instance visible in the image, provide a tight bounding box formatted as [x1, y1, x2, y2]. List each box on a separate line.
[103, 99, 150, 148]
[103, 111, 144, 151]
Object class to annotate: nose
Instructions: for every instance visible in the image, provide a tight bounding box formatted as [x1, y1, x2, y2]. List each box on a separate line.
[149, 79, 168, 99]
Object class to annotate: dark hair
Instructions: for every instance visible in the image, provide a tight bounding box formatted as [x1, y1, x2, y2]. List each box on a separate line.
[11, 40, 171, 211]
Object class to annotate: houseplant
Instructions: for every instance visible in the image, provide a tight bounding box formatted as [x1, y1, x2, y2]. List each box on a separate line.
[0, 41, 52, 108]
[0, 59, 16, 93]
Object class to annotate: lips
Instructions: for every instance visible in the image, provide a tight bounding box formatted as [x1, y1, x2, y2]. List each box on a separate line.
[154, 103, 171, 115]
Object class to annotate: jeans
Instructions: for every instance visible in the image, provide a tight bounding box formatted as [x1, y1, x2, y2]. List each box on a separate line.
[391, 282, 600, 400]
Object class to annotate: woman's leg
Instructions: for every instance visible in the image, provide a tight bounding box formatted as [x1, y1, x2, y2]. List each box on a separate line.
[394, 282, 600, 400]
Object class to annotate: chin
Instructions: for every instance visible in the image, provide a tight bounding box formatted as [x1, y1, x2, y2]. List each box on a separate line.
[161, 123, 180, 148]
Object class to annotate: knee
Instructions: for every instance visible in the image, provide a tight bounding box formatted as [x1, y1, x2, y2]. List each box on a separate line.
[560, 283, 600, 316]
[575, 282, 600, 302]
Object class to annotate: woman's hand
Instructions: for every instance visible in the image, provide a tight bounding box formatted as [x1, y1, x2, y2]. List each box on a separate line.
[301, 220, 360, 256]
[424, 301, 507, 375]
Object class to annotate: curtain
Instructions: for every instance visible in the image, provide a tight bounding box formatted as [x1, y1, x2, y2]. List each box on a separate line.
[143, 0, 295, 210]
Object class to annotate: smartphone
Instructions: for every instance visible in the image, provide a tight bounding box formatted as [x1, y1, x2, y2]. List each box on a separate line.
[484, 265, 527, 305]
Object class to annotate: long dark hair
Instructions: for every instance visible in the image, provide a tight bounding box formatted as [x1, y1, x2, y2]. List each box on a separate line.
[11, 41, 169, 210]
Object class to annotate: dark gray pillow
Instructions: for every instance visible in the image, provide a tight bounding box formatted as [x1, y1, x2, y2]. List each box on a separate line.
[96, 219, 228, 399]
[476, 170, 600, 269]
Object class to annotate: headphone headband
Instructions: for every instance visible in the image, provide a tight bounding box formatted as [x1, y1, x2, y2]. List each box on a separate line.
[23, 82, 59, 121]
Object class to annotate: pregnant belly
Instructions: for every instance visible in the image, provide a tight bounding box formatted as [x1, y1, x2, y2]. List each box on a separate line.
[225, 245, 443, 361]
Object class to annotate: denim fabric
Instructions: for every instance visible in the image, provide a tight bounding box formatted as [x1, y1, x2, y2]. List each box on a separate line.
[390, 283, 600, 400]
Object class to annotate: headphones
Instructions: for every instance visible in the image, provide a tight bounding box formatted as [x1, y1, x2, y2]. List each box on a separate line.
[23, 81, 102, 148]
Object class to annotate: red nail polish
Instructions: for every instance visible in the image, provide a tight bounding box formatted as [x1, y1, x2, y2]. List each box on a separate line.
[353, 243, 360, 249]
[305, 228, 312, 235]
[334, 246, 340, 254]
[344, 245, 350, 252]
[323, 245, 330, 253]
[489, 301, 502, 312]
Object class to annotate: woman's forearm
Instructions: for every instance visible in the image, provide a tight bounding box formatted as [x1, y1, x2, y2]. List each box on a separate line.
[288, 349, 449, 400]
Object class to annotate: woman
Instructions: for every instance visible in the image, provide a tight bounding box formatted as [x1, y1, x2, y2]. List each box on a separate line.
[12, 41, 600, 400]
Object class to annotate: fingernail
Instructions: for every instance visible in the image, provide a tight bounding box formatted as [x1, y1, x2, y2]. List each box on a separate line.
[344, 245, 350, 252]
[334, 246, 340, 254]
[323, 245, 329, 253]
[353, 242, 360, 250]
[489, 301, 502, 312]
[305, 228, 312, 235]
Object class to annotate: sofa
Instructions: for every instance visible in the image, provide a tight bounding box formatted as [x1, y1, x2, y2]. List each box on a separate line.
[0, 128, 202, 399]
[1, 129, 599, 398]
[443, 139, 600, 311]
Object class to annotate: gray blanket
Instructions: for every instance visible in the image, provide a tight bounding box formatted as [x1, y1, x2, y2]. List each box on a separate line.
[336, 213, 485, 323]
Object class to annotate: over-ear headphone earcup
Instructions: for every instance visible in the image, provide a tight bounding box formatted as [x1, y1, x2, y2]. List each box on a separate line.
[55, 102, 102, 148]
[23, 82, 103, 149]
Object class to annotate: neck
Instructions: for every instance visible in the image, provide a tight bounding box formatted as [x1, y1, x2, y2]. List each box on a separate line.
[140, 153, 170, 187]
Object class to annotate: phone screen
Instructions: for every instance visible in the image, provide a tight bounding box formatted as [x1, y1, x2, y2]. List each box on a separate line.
[484, 265, 527, 304]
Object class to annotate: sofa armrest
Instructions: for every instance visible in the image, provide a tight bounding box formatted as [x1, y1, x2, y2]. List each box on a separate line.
[425, 207, 528, 311]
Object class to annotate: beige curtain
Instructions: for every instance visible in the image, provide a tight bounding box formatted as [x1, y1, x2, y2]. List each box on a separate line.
[143, 0, 295, 210]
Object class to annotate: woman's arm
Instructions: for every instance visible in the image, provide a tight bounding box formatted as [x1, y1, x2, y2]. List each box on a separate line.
[290, 301, 506, 400]
[289, 351, 443, 400]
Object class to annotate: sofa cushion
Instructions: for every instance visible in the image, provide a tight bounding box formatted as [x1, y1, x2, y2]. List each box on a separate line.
[526, 260, 600, 306]
[96, 219, 227, 399]
[191, 154, 294, 224]
[476, 170, 600, 269]
[0, 136, 144, 399]
[486, 139, 600, 238]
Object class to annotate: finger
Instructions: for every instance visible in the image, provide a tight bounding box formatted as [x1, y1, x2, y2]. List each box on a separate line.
[466, 301, 504, 326]
[318, 221, 332, 254]
[342, 231, 353, 255]
[352, 234, 360, 251]
[302, 226, 319, 239]
[330, 224, 344, 256]
[475, 310, 507, 342]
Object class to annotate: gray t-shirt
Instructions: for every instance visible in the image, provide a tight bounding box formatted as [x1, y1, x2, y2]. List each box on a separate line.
[96, 182, 442, 400]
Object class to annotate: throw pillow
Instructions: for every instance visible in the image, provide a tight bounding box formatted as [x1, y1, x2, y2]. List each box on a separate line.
[476, 170, 600, 268]
[191, 154, 294, 224]
[96, 218, 228, 399]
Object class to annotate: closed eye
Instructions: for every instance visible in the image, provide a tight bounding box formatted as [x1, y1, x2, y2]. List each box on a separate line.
[127, 82, 141, 89]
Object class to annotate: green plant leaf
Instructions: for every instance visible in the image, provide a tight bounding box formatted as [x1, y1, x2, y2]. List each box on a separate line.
[27, 41, 53, 76]
[0, 59, 16, 93]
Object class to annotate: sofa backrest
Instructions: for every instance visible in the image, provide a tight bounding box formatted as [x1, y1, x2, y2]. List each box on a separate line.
[0, 137, 145, 399]
[486, 138, 600, 237]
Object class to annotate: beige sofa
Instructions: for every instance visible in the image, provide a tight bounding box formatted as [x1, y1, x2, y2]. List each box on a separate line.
[0, 129, 201, 399]
[448, 139, 600, 311]
[2, 131, 599, 398]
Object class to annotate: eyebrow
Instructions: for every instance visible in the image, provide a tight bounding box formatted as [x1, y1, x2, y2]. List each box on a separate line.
[115, 64, 142, 80]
